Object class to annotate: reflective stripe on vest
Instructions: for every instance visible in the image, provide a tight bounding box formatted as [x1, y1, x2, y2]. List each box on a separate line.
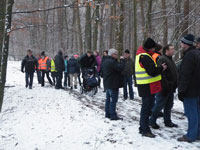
[135, 53, 162, 84]
[40, 57, 48, 70]
[51, 60, 57, 72]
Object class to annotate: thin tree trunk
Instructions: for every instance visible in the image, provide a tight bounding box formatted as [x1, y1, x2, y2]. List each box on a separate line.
[85, 2, 92, 51]
[139, 0, 145, 40]
[93, 0, 100, 51]
[133, 0, 137, 57]
[145, 0, 153, 38]
[181, 0, 189, 36]
[109, 0, 116, 48]
[162, 0, 168, 45]
[99, 2, 105, 55]
[0, 0, 15, 112]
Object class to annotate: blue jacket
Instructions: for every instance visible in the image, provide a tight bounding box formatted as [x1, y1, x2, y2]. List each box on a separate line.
[64, 60, 68, 73]
[68, 57, 80, 74]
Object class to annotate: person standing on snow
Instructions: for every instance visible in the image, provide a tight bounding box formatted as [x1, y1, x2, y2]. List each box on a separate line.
[177, 34, 200, 143]
[135, 38, 167, 138]
[21, 49, 38, 89]
[93, 51, 102, 87]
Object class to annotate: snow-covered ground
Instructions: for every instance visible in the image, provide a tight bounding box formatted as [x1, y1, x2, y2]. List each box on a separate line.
[0, 61, 200, 150]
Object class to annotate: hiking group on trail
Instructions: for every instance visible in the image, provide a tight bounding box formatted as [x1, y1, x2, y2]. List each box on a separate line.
[21, 34, 200, 143]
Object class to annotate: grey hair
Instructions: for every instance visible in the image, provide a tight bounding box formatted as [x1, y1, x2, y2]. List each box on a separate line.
[108, 48, 118, 56]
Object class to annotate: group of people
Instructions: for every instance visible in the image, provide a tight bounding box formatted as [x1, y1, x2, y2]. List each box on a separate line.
[21, 33, 200, 143]
[101, 34, 200, 143]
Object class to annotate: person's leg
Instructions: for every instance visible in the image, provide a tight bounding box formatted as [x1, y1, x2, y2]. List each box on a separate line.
[74, 73, 78, 87]
[140, 95, 155, 134]
[67, 73, 70, 87]
[183, 97, 199, 141]
[25, 72, 29, 87]
[46, 71, 53, 85]
[56, 71, 62, 88]
[70, 74, 73, 88]
[123, 76, 128, 99]
[127, 76, 134, 99]
[41, 70, 45, 86]
[109, 89, 119, 119]
[197, 96, 200, 139]
[64, 72, 67, 87]
[29, 72, 34, 88]
[37, 70, 41, 84]
[105, 89, 111, 118]
[164, 92, 174, 124]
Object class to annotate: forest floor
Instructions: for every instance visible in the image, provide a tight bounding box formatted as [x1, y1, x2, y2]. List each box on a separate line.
[0, 61, 200, 150]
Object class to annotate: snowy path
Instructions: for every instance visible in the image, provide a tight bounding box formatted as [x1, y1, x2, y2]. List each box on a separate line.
[0, 61, 200, 150]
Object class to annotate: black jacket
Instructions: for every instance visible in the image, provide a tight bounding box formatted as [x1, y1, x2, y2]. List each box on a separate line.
[158, 55, 178, 96]
[68, 57, 80, 74]
[122, 57, 134, 77]
[78, 54, 97, 69]
[101, 56, 125, 89]
[21, 55, 38, 73]
[178, 46, 200, 99]
[55, 52, 65, 72]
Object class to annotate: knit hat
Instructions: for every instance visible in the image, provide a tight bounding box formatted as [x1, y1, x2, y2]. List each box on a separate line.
[124, 49, 130, 54]
[196, 37, 200, 43]
[154, 44, 163, 52]
[41, 51, 45, 56]
[181, 34, 194, 46]
[143, 38, 157, 50]
[108, 48, 118, 56]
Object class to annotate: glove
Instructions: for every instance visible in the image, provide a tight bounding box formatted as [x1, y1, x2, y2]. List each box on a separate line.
[178, 92, 185, 101]
[21, 70, 24, 73]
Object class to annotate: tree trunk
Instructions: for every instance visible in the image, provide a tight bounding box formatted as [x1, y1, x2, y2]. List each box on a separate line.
[93, 0, 100, 51]
[145, 0, 153, 38]
[162, 0, 168, 45]
[85, 2, 92, 51]
[0, 0, 15, 112]
[139, 0, 145, 40]
[133, 0, 137, 57]
[181, 0, 189, 36]
[99, 2, 105, 55]
[109, 0, 116, 48]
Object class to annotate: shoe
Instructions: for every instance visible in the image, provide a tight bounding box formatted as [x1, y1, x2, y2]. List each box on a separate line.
[60, 87, 64, 89]
[55, 86, 60, 89]
[70, 87, 73, 90]
[74, 85, 77, 89]
[130, 98, 134, 100]
[25, 84, 28, 88]
[110, 116, 123, 121]
[149, 122, 160, 129]
[105, 114, 110, 118]
[165, 122, 178, 128]
[29, 86, 32, 89]
[177, 135, 193, 143]
[158, 112, 164, 118]
[142, 132, 156, 138]
[139, 127, 142, 134]
[123, 97, 127, 101]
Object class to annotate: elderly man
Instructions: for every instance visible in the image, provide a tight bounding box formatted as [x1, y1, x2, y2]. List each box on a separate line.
[177, 34, 200, 143]
[101, 49, 125, 120]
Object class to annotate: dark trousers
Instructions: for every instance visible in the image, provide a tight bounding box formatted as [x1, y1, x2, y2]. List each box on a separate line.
[51, 72, 57, 85]
[140, 95, 155, 134]
[123, 76, 134, 99]
[64, 72, 70, 87]
[183, 97, 200, 141]
[105, 89, 119, 118]
[41, 70, 53, 86]
[150, 91, 174, 125]
[56, 71, 63, 88]
[78, 74, 81, 86]
[36, 70, 41, 84]
[25, 72, 34, 87]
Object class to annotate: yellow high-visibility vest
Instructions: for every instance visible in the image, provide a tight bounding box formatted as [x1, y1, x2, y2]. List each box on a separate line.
[51, 59, 57, 72]
[135, 53, 162, 84]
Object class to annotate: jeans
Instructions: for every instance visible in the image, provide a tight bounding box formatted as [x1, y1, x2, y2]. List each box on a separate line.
[140, 95, 155, 134]
[51, 72, 57, 85]
[64, 72, 70, 87]
[36, 70, 41, 84]
[123, 76, 134, 99]
[183, 97, 200, 141]
[41, 70, 53, 86]
[56, 71, 63, 88]
[70, 73, 78, 87]
[105, 89, 119, 118]
[150, 91, 174, 124]
[25, 72, 34, 87]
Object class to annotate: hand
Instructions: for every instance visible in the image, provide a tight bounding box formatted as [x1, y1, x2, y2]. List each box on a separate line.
[21, 70, 24, 73]
[162, 63, 167, 71]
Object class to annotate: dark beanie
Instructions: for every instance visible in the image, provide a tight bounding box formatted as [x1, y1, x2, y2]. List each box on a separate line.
[181, 34, 194, 46]
[196, 37, 200, 43]
[125, 49, 130, 54]
[155, 44, 163, 52]
[143, 38, 157, 50]
[41, 51, 45, 56]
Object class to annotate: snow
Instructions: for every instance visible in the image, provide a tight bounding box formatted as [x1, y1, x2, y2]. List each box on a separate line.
[0, 61, 200, 150]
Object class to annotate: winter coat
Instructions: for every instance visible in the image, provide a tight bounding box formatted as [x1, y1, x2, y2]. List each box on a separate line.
[122, 57, 134, 77]
[64, 60, 69, 73]
[21, 55, 38, 73]
[101, 56, 125, 89]
[135, 46, 163, 97]
[157, 55, 178, 96]
[55, 52, 65, 72]
[68, 57, 80, 74]
[178, 46, 200, 99]
[95, 55, 101, 73]
[78, 54, 97, 69]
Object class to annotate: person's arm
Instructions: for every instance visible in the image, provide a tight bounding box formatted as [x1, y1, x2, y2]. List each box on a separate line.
[113, 59, 125, 72]
[140, 55, 163, 77]
[21, 57, 26, 72]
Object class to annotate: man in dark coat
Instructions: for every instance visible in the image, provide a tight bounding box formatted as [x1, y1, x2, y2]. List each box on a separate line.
[149, 45, 178, 129]
[21, 49, 38, 89]
[177, 34, 200, 143]
[122, 49, 134, 100]
[55, 50, 65, 89]
[196, 37, 200, 50]
[101, 48, 125, 120]
[135, 38, 167, 138]
[78, 51, 97, 69]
